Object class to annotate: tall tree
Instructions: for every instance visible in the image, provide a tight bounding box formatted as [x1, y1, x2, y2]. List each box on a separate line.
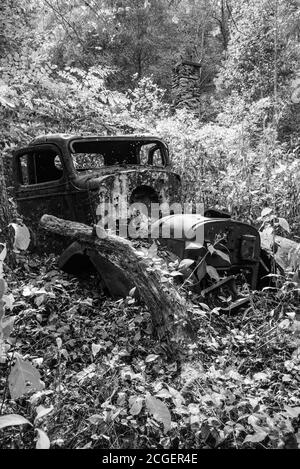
[216, 0, 300, 101]
[0, 153, 10, 235]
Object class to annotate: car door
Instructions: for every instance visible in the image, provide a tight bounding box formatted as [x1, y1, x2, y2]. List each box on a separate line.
[13, 144, 75, 232]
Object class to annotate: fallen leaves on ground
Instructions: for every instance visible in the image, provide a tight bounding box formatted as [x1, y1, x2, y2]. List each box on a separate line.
[0, 252, 300, 449]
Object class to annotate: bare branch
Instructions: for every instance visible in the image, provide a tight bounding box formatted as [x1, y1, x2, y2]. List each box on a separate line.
[43, 0, 88, 54]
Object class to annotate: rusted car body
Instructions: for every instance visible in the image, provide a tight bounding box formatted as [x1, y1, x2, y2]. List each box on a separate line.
[13, 134, 181, 230]
[152, 214, 262, 289]
[13, 134, 272, 306]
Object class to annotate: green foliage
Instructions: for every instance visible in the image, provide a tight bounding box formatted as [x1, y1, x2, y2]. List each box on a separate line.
[148, 91, 300, 234]
[42, 0, 180, 91]
[8, 356, 44, 400]
[1, 0, 300, 452]
[1, 251, 300, 449]
[216, 0, 300, 101]
[22, 0, 232, 94]
[1, 1, 299, 234]
[0, 414, 32, 430]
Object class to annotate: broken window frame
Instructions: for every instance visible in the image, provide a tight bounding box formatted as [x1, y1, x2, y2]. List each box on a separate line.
[14, 144, 66, 187]
[68, 138, 169, 172]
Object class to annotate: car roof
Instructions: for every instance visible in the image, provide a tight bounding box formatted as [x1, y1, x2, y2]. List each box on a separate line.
[29, 134, 166, 146]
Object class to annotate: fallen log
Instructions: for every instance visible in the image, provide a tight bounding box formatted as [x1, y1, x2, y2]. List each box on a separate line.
[40, 214, 187, 351]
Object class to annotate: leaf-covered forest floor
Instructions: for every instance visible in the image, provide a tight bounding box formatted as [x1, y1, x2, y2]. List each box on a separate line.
[1, 250, 300, 450]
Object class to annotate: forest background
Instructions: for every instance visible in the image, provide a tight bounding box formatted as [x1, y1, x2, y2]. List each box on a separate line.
[1, 0, 300, 450]
[1, 0, 300, 231]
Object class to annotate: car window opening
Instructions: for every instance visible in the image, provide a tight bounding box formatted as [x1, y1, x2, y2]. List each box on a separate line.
[70, 140, 165, 172]
[19, 150, 63, 185]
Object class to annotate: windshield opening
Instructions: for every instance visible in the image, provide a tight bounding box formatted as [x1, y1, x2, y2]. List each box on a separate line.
[69, 139, 166, 172]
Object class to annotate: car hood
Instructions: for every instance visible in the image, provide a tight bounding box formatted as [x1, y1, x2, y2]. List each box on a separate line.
[151, 214, 261, 265]
[151, 213, 260, 244]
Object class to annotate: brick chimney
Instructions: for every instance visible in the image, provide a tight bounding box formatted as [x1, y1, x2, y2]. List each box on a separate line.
[172, 59, 202, 114]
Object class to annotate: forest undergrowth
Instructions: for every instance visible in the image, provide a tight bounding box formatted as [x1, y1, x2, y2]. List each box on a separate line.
[1, 247, 300, 449]
[1, 0, 300, 451]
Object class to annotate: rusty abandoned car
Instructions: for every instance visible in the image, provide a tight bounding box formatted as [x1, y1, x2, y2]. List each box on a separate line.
[12, 134, 274, 309]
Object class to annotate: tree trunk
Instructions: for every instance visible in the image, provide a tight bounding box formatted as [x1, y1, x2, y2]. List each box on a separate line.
[0, 151, 10, 236]
[0, 151, 17, 267]
[40, 214, 188, 353]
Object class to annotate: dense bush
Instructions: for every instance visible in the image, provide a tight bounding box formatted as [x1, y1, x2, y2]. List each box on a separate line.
[1, 59, 300, 234]
[1, 0, 300, 235]
[153, 97, 300, 233]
